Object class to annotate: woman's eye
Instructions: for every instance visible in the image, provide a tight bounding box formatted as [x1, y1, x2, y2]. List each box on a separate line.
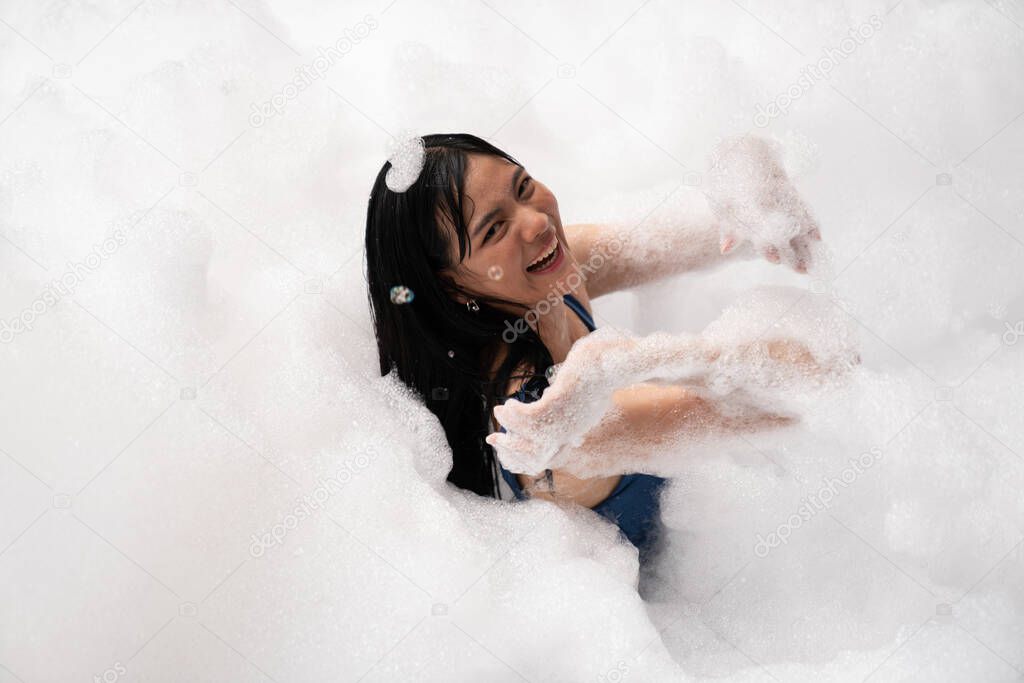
[485, 222, 503, 242]
[518, 176, 532, 196]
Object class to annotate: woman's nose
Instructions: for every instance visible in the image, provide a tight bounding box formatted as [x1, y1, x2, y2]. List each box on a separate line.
[518, 210, 550, 242]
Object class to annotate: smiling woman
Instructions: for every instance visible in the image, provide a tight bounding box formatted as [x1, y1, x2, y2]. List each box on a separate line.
[365, 134, 619, 504]
[365, 134, 558, 499]
[364, 132, 820, 562]
[366, 134, 637, 499]
[365, 131, 667, 555]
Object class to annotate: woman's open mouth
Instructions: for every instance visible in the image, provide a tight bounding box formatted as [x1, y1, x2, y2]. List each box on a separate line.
[525, 238, 565, 275]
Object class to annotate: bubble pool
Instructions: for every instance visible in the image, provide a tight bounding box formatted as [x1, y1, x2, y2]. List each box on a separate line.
[1, 1, 1022, 681]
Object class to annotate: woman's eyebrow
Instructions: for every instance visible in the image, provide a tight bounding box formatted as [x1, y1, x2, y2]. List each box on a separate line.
[470, 166, 525, 240]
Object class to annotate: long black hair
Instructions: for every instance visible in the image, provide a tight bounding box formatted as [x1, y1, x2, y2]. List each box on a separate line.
[365, 133, 553, 498]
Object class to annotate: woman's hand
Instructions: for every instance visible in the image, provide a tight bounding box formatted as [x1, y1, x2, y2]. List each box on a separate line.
[487, 328, 725, 475]
[486, 329, 641, 474]
[485, 423, 566, 476]
[705, 136, 822, 273]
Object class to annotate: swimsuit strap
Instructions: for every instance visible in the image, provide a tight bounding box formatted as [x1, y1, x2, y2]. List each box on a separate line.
[562, 293, 596, 332]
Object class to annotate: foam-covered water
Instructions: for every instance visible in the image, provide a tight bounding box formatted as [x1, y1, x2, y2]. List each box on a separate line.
[2, 1, 1023, 681]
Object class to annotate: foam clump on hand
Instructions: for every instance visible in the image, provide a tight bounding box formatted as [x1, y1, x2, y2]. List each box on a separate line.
[705, 135, 820, 271]
[384, 135, 425, 192]
[490, 327, 646, 473]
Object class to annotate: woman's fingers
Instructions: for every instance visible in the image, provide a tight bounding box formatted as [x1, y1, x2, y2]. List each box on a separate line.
[789, 235, 813, 273]
[493, 400, 542, 432]
[494, 398, 570, 458]
[779, 239, 803, 271]
[486, 432, 547, 474]
[486, 430, 532, 454]
[763, 245, 781, 264]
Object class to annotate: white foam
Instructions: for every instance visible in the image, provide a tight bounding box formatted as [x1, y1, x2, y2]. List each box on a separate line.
[704, 136, 822, 272]
[384, 135, 425, 193]
[2, 0, 1022, 680]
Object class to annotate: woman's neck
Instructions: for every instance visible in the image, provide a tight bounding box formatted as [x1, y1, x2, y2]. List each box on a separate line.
[535, 301, 585, 365]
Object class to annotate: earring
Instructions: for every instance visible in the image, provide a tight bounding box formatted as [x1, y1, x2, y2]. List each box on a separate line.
[466, 299, 480, 313]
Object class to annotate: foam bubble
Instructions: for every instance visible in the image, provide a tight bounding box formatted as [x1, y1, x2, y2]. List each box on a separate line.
[385, 135, 425, 192]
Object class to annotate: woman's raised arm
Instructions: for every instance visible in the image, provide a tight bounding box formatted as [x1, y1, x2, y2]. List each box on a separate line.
[565, 207, 726, 299]
[567, 136, 823, 299]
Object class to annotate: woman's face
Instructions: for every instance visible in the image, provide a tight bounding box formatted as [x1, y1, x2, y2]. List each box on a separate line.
[442, 153, 573, 312]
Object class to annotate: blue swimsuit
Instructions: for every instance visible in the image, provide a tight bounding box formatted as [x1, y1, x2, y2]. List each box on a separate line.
[496, 293, 668, 561]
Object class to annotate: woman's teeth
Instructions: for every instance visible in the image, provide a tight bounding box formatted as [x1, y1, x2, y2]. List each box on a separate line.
[526, 239, 559, 272]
